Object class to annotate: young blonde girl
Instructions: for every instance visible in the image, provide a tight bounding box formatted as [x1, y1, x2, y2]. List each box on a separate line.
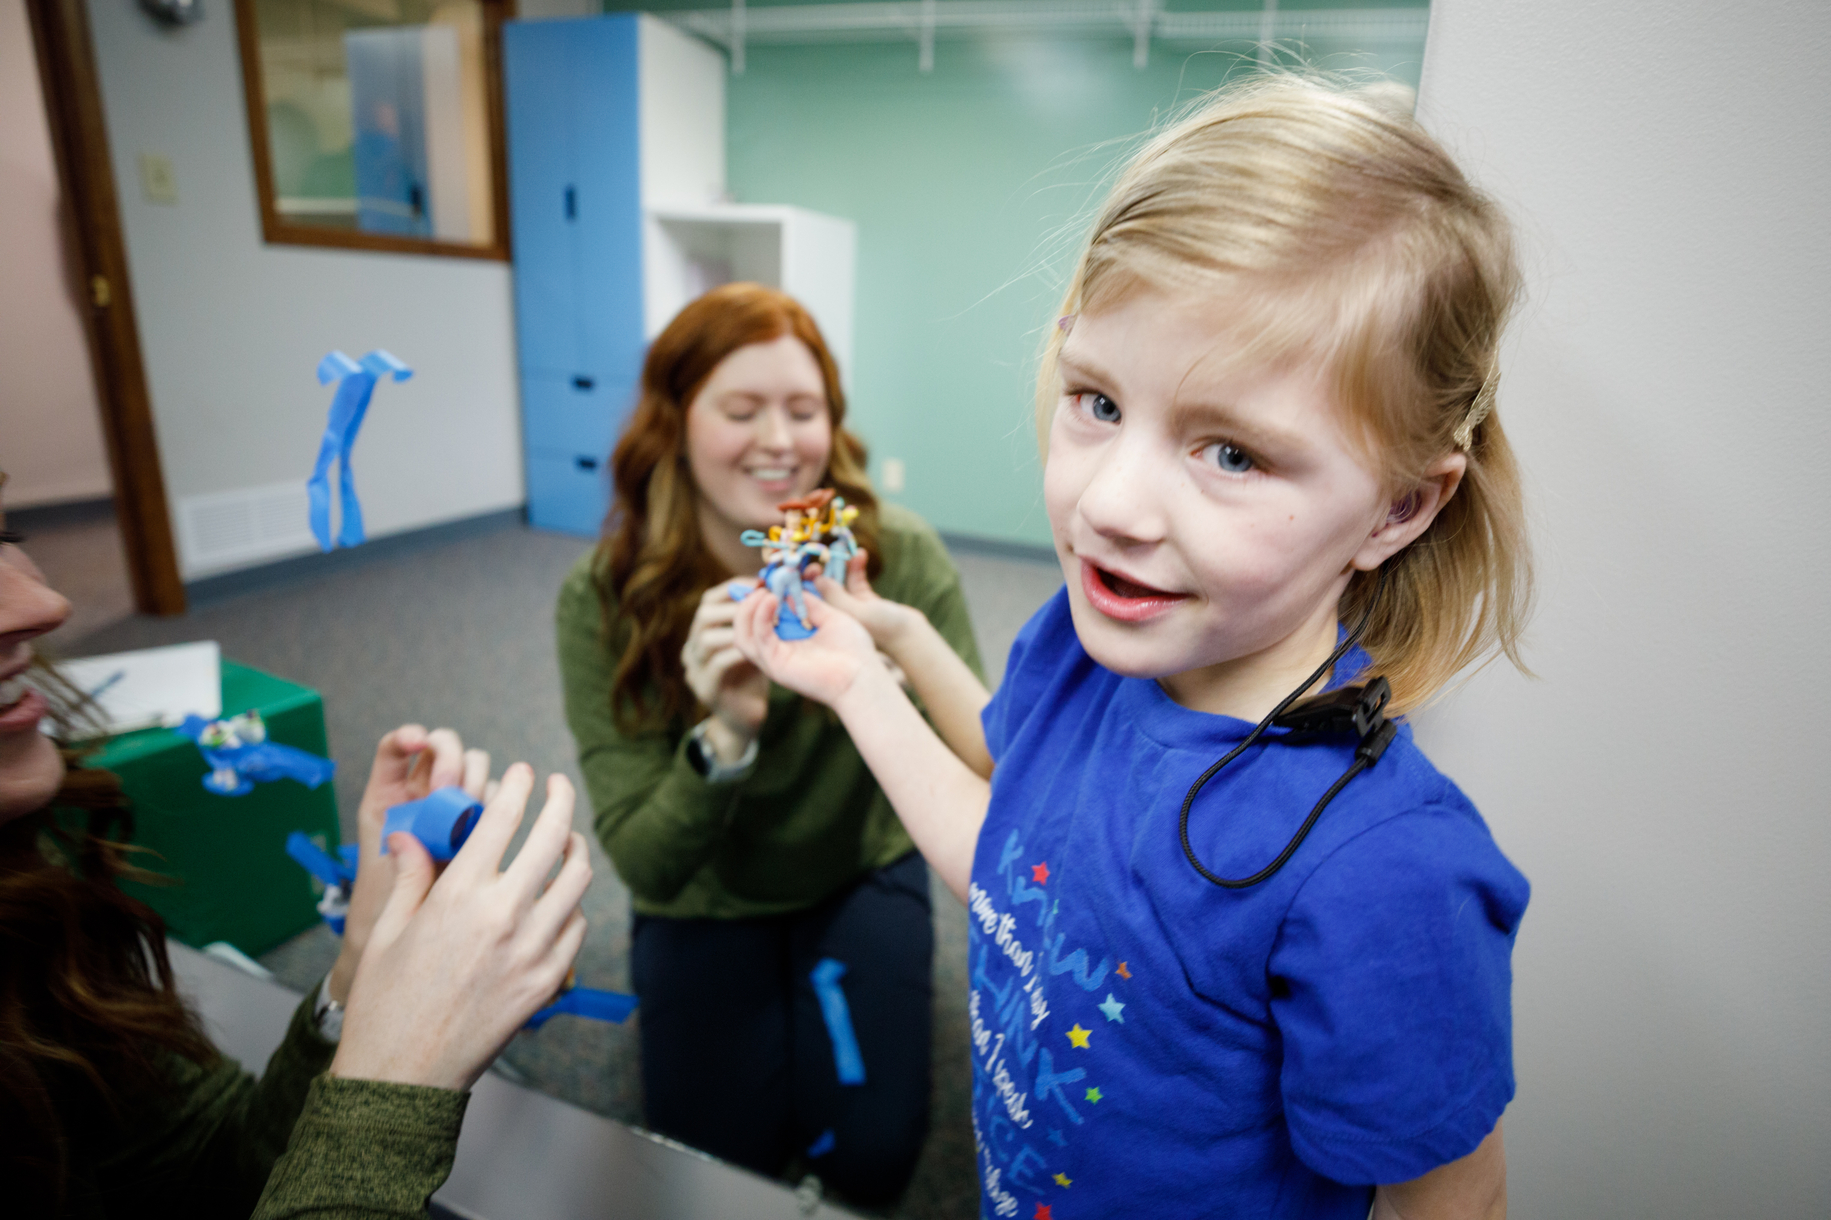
[736, 75, 1530, 1219]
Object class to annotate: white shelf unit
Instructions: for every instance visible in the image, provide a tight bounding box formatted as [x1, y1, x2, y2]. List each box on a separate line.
[647, 204, 858, 387]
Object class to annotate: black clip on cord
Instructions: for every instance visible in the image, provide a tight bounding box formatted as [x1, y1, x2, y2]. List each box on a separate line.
[1178, 569, 1399, 890]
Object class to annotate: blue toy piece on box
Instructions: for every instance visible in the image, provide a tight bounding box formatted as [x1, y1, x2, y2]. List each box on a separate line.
[176, 710, 336, 797]
[733, 488, 860, 640]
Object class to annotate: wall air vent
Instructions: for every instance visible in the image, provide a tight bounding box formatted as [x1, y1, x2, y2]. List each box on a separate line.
[176, 482, 318, 577]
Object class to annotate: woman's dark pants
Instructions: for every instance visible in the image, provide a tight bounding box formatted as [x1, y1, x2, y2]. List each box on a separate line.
[630, 853, 934, 1206]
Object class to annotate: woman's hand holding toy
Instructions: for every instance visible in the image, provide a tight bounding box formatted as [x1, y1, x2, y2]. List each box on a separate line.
[683, 581, 771, 764]
[329, 726, 494, 1005]
[330, 765, 591, 1092]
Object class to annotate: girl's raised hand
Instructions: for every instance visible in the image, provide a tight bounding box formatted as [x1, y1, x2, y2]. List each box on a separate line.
[732, 584, 882, 708]
[682, 581, 771, 743]
[329, 765, 592, 1092]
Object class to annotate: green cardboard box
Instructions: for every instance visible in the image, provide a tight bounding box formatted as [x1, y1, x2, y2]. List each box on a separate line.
[85, 660, 341, 956]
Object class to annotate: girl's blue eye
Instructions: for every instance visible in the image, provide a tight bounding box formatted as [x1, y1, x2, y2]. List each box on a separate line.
[1205, 442, 1254, 474]
[1082, 393, 1120, 423]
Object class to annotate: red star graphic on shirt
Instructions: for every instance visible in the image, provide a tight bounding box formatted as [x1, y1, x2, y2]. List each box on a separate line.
[1032, 861, 1051, 884]
[1116, 961, 1131, 979]
[1034, 1205, 1053, 1220]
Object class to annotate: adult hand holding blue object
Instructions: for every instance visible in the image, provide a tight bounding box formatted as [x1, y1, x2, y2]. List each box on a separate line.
[326, 725, 494, 1012]
[331, 764, 593, 1091]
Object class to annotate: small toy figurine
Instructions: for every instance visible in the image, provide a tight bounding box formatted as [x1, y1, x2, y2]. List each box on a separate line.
[734, 489, 863, 640]
[176, 709, 337, 796]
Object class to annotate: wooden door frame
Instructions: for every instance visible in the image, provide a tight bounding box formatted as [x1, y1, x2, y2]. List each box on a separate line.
[26, 0, 186, 616]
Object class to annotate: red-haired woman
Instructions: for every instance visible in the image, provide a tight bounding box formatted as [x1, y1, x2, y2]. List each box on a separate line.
[556, 283, 981, 1205]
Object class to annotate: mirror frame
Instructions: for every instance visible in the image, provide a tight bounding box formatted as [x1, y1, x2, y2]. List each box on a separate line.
[232, 0, 516, 261]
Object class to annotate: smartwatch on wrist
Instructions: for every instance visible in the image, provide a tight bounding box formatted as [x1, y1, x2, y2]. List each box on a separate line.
[686, 720, 758, 783]
[312, 977, 345, 1042]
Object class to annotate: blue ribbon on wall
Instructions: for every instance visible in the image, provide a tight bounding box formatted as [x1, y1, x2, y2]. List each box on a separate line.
[811, 957, 867, 1086]
[308, 349, 412, 552]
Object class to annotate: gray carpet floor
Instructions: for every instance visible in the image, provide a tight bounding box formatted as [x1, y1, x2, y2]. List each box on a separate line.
[40, 514, 1062, 1220]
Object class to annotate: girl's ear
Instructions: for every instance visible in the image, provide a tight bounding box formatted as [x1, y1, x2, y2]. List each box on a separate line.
[1353, 451, 1468, 571]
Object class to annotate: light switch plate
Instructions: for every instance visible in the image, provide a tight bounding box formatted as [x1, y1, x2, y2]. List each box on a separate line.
[139, 153, 177, 204]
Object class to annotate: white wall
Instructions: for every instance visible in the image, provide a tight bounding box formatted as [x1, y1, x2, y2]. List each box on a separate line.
[1413, 2, 1830, 1215]
[85, 0, 525, 579]
[0, 0, 113, 509]
[639, 15, 727, 338]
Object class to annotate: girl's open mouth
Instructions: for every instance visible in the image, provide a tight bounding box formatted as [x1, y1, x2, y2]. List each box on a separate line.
[1079, 560, 1189, 623]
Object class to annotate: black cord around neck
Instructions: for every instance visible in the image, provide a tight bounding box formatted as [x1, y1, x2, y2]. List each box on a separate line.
[1178, 568, 1393, 890]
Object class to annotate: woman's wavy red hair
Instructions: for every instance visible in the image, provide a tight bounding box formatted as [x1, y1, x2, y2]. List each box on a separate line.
[599, 283, 879, 733]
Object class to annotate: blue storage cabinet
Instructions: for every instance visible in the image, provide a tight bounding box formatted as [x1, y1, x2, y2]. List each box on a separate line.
[503, 16, 646, 536]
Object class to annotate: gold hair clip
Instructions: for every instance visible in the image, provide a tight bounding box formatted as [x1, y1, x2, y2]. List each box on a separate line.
[1453, 365, 1499, 450]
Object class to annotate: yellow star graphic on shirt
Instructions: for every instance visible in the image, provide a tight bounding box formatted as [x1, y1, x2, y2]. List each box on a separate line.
[1085, 1086, 1103, 1103]
[1066, 1024, 1091, 1049]
[1054, 1173, 1073, 1188]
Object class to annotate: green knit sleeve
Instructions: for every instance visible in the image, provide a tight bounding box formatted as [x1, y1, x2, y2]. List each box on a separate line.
[97, 986, 338, 1217]
[249, 1076, 468, 1219]
[555, 554, 747, 903]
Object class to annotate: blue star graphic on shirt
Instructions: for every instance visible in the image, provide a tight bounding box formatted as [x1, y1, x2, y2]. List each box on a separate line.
[1047, 1128, 1067, 1148]
[1098, 993, 1125, 1023]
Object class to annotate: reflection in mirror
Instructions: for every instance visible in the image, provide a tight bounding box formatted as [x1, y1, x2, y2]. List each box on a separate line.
[240, 0, 506, 255]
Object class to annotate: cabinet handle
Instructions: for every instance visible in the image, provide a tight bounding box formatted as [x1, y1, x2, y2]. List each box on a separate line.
[575, 456, 599, 471]
[564, 186, 576, 220]
[572, 375, 595, 390]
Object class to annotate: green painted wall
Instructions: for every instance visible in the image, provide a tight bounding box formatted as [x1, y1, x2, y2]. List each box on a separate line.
[623, 8, 1427, 545]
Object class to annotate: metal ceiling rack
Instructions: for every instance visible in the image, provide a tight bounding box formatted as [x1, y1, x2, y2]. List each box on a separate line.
[662, 2, 1430, 74]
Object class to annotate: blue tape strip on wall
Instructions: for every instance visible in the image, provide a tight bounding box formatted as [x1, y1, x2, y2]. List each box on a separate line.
[380, 786, 482, 862]
[811, 957, 867, 1086]
[308, 349, 411, 552]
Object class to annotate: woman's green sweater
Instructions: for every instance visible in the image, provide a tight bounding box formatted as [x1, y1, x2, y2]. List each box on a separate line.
[52, 984, 464, 1219]
[557, 503, 983, 918]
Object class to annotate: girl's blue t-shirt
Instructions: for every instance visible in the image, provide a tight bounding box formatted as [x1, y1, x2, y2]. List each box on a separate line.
[969, 589, 1529, 1219]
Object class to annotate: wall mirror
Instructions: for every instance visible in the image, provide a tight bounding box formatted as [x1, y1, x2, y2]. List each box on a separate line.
[234, 0, 513, 259]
